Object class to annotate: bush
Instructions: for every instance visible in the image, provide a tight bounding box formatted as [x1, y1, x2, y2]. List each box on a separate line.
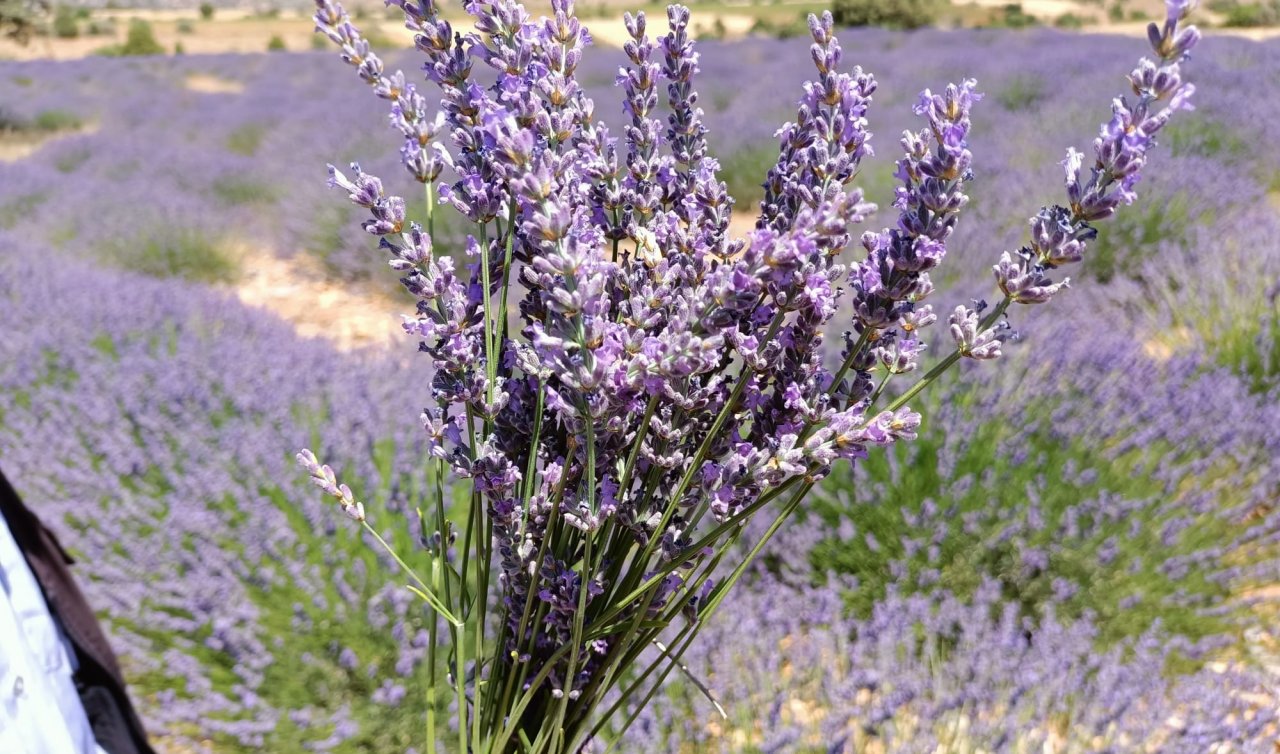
[101, 18, 165, 56]
[199, 2, 214, 20]
[1054, 11, 1088, 27]
[749, 13, 809, 38]
[993, 3, 1038, 27]
[176, 19, 194, 34]
[831, 0, 938, 29]
[52, 4, 77, 38]
[267, 34, 286, 51]
[32, 108, 80, 130]
[1, 0, 50, 45]
[1217, 1, 1280, 26]
[100, 229, 238, 283]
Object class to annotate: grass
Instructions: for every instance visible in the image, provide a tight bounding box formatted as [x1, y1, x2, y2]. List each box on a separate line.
[1084, 189, 1196, 283]
[0, 107, 84, 134]
[994, 74, 1046, 112]
[1163, 117, 1250, 163]
[211, 176, 280, 206]
[226, 122, 269, 156]
[0, 192, 48, 229]
[99, 230, 240, 283]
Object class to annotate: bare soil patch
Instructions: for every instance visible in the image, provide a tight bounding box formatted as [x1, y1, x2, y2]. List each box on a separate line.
[185, 74, 245, 95]
[227, 243, 406, 351]
[0, 123, 97, 162]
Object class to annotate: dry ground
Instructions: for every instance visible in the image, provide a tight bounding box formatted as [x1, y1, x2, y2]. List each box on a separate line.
[3, 0, 1279, 61]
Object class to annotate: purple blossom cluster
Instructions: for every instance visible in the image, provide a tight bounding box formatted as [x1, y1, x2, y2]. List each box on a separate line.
[297, 0, 1224, 747]
[620, 568, 1277, 753]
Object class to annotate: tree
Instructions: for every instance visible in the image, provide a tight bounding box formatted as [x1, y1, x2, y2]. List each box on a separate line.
[0, 0, 50, 45]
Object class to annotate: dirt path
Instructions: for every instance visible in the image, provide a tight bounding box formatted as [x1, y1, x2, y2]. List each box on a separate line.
[227, 245, 407, 351]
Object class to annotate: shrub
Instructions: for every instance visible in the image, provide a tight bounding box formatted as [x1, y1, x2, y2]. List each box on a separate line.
[32, 108, 81, 130]
[831, 0, 938, 29]
[199, 2, 214, 20]
[97, 18, 164, 56]
[992, 2, 1039, 27]
[267, 34, 286, 51]
[994, 74, 1044, 111]
[1217, 0, 1280, 26]
[748, 13, 808, 38]
[176, 19, 194, 34]
[0, 0, 50, 45]
[52, 4, 78, 38]
[1054, 11, 1086, 27]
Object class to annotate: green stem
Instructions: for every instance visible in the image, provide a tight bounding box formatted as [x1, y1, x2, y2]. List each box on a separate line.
[362, 522, 461, 625]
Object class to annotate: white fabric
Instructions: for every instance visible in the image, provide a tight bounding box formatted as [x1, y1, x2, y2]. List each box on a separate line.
[0, 515, 106, 754]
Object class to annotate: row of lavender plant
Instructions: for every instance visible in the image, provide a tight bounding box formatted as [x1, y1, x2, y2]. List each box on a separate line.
[3, 225, 1276, 753]
[295, 0, 1218, 749]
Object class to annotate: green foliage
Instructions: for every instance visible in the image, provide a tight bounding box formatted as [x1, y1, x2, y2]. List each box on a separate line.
[1054, 11, 1088, 27]
[361, 25, 396, 50]
[1108, 2, 1125, 21]
[695, 17, 727, 40]
[0, 192, 47, 229]
[1215, 0, 1280, 27]
[84, 18, 113, 36]
[97, 18, 165, 56]
[32, 108, 81, 130]
[716, 143, 777, 209]
[52, 4, 78, 38]
[1163, 117, 1249, 161]
[990, 3, 1039, 27]
[830, 0, 938, 29]
[267, 33, 286, 51]
[1211, 306, 1280, 393]
[226, 122, 268, 156]
[176, 19, 194, 34]
[994, 74, 1045, 112]
[99, 230, 239, 283]
[748, 12, 809, 38]
[211, 176, 280, 206]
[174, 40, 184, 54]
[0, 106, 81, 133]
[1085, 190, 1194, 283]
[199, 2, 214, 20]
[0, 0, 50, 45]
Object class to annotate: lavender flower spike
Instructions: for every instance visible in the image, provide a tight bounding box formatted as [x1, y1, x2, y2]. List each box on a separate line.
[296, 449, 366, 522]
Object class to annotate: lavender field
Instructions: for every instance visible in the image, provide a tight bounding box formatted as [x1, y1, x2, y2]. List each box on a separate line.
[2, 11, 1280, 753]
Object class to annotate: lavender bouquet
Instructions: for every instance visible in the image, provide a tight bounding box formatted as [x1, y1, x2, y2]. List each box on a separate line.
[298, 0, 1203, 750]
